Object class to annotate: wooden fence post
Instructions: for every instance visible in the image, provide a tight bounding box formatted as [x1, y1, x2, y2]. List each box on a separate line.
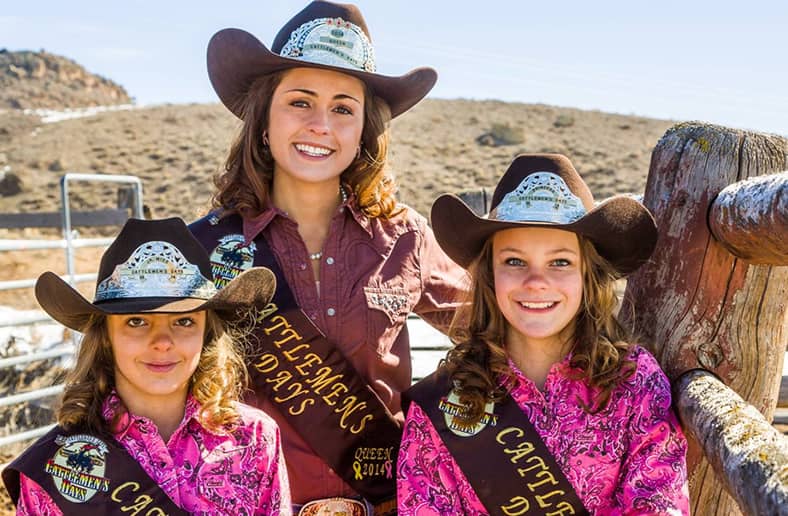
[620, 122, 788, 515]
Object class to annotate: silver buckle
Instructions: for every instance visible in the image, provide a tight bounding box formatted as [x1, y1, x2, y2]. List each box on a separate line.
[297, 497, 368, 516]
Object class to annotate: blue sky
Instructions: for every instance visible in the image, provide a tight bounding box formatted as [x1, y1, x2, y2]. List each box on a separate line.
[3, 0, 786, 135]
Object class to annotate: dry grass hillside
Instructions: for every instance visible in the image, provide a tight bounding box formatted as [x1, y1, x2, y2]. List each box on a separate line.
[0, 100, 671, 222]
[0, 99, 674, 310]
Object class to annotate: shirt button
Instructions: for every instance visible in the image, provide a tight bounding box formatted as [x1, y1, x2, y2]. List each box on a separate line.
[326, 257, 334, 265]
[310, 312, 317, 320]
[299, 262, 307, 271]
[327, 307, 336, 317]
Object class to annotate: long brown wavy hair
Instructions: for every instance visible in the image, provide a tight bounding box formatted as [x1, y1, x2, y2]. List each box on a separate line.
[57, 311, 248, 435]
[211, 69, 399, 219]
[444, 235, 637, 424]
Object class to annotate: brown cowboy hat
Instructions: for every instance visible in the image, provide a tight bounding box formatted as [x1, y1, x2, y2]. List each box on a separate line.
[431, 154, 658, 274]
[35, 217, 276, 332]
[207, 1, 437, 119]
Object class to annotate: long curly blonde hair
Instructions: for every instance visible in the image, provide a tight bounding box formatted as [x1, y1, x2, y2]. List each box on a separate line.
[212, 70, 399, 219]
[444, 235, 636, 424]
[57, 310, 248, 435]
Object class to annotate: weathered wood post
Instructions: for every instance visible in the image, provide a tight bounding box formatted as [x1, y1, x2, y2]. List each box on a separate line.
[620, 122, 788, 515]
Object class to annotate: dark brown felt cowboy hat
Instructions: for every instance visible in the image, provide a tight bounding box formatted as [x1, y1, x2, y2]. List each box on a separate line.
[431, 154, 658, 274]
[35, 218, 276, 332]
[207, 0, 437, 119]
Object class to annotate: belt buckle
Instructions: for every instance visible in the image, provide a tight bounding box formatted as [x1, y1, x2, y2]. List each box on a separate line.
[298, 497, 368, 516]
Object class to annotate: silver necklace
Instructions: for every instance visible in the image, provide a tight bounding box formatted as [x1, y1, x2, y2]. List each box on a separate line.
[309, 186, 348, 261]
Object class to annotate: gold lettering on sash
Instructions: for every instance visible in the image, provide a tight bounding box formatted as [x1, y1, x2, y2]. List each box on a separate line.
[274, 380, 309, 403]
[536, 489, 566, 508]
[111, 481, 139, 501]
[322, 381, 348, 406]
[493, 424, 580, 513]
[335, 395, 368, 433]
[294, 352, 322, 375]
[110, 482, 167, 515]
[263, 314, 290, 334]
[496, 426, 524, 443]
[518, 455, 548, 475]
[501, 496, 530, 515]
[496, 427, 536, 463]
[547, 501, 577, 516]
[253, 311, 377, 437]
[254, 353, 278, 373]
[274, 327, 302, 347]
[266, 370, 293, 391]
[351, 446, 395, 480]
[528, 469, 559, 490]
[305, 366, 343, 393]
[121, 493, 154, 514]
[350, 414, 373, 433]
[281, 343, 309, 361]
[255, 302, 278, 322]
[289, 397, 315, 416]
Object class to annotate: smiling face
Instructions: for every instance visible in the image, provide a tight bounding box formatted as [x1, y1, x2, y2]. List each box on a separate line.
[107, 312, 205, 412]
[267, 67, 365, 189]
[492, 227, 584, 354]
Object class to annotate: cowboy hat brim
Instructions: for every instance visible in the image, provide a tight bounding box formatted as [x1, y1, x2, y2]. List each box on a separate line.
[207, 28, 437, 120]
[431, 193, 658, 274]
[35, 267, 276, 332]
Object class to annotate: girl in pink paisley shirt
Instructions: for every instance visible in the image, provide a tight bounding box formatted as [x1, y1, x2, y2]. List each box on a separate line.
[398, 154, 690, 515]
[3, 218, 290, 515]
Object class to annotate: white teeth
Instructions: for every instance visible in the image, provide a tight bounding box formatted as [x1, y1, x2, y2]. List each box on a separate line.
[295, 143, 332, 156]
[520, 301, 556, 309]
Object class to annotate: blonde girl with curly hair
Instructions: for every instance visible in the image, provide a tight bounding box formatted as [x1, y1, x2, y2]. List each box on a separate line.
[398, 154, 690, 515]
[2, 217, 290, 515]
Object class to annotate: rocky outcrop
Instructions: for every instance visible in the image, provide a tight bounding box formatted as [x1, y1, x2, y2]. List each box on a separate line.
[0, 49, 132, 109]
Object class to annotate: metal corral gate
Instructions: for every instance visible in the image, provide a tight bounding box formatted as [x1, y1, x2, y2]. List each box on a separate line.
[0, 173, 143, 464]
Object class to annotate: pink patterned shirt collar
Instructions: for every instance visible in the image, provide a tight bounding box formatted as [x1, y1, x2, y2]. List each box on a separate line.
[398, 346, 690, 515]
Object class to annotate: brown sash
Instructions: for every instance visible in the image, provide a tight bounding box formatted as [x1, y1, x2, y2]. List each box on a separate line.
[190, 213, 401, 505]
[404, 370, 589, 516]
[2, 426, 187, 515]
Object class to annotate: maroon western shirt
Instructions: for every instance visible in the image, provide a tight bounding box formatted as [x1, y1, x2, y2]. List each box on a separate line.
[239, 190, 467, 503]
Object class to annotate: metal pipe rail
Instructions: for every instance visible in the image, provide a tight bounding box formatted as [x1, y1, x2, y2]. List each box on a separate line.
[61, 173, 144, 280]
[0, 385, 64, 408]
[0, 311, 53, 328]
[0, 344, 73, 368]
[0, 424, 57, 449]
[0, 273, 96, 292]
[0, 237, 113, 252]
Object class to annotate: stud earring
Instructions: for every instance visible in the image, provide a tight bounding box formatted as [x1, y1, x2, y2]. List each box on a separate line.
[355, 145, 362, 160]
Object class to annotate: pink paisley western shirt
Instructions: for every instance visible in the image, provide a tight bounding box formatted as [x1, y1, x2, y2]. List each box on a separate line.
[397, 346, 690, 515]
[16, 393, 290, 515]
[236, 192, 466, 503]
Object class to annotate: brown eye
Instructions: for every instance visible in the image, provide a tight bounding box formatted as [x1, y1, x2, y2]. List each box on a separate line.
[175, 317, 196, 327]
[126, 317, 146, 328]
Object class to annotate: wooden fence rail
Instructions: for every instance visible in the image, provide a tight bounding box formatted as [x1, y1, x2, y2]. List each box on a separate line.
[622, 122, 787, 515]
[675, 370, 788, 515]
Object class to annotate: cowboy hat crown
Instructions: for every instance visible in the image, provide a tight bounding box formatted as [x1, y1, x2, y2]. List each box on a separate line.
[207, 0, 437, 119]
[35, 217, 275, 331]
[430, 154, 658, 274]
